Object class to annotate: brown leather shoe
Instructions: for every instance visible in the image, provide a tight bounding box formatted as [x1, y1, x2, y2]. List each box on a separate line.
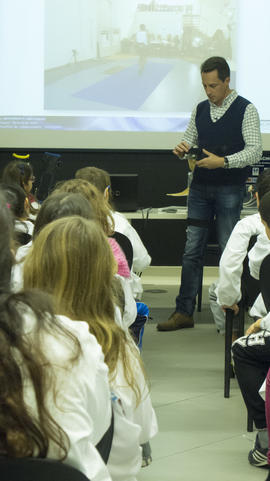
[157, 312, 194, 331]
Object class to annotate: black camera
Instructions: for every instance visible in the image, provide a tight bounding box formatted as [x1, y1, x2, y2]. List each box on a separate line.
[187, 147, 203, 161]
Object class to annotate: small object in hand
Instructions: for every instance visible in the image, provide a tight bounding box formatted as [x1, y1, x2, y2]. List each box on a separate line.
[187, 146, 203, 161]
[187, 146, 203, 171]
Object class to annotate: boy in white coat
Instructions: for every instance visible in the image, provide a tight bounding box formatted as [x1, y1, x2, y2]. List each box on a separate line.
[209, 169, 270, 334]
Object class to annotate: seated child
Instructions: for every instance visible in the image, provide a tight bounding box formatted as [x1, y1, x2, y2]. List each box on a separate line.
[232, 190, 270, 468]
[75, 166, 151, 299]
[11, 191, 94, 292]
[0, 189, 112, 481]
[1, 157, 38, 217]
[53, 179, 137, 329]
[1, 183, 34, 241]
[23, 216, 158, 481]
[209, 169, 270, 334]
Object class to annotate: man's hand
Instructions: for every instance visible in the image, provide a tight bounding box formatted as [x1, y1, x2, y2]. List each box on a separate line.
[197, 149, 225, 169]
[221, 304, 239, 315]
[173, 141, 190, 158]
[245, 319, 262, 336]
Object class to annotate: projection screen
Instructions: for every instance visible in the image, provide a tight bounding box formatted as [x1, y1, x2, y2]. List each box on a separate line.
[0, 0, 269, 150]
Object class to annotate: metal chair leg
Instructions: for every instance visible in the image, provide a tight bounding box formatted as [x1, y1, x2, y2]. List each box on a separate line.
[224, 308, 234, 398]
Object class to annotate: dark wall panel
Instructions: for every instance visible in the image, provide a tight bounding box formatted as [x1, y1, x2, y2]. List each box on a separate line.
[0, 148, 189, 209]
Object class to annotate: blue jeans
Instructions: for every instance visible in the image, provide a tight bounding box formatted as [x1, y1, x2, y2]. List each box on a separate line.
[175, 184, 245, 316]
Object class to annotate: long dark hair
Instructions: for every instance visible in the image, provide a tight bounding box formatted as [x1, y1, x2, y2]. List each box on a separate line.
[1, 161, 33, 190]
[1, 160, 37, 216]
[0, 190, 80, 458]
[1, 183, 27, 219]
[259, 191, 270, 227]
[0, 191, 14, 294]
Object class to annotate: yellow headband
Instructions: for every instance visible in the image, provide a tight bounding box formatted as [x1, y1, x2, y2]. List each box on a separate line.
[12, 153, 30, 160]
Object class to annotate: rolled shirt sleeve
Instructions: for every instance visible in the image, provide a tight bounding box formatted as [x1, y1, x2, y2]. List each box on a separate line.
[226, 103, 262, 168]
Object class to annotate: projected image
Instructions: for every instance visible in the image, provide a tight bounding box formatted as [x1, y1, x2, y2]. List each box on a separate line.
[44, 0, 237, 114]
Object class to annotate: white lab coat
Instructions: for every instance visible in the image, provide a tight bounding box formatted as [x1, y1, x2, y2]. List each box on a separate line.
[15, 219, 34, 236]
[108, 345, 158, 481]
[21, 311, 112, 481]
[11, 240, 32, 292]
[217, 213, 264, 307]
[248, 229, 270, 280]
[112, 211, 151, 299]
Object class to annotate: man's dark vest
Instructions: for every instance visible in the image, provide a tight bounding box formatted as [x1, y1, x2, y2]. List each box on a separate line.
[192, 95, 250, 186]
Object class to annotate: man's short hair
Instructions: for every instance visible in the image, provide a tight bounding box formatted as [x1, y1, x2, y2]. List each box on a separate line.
[256, 168, 270, 201]
[259, 191, 270, 228]
[75, 166, 110, 194]
[200, 56, 230, 82]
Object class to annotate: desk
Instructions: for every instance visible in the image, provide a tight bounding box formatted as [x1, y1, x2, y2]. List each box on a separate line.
[123, 207, 257, 266]
[124, 207, 256, 221]
[124, 207, 188, 220]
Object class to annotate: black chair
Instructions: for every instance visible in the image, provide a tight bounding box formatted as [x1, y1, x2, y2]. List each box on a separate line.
[0, 457, 90, 481]
[111, 231, 133, 270]
[197, 242, 219, 312]
[224, 236, 260, 432]
[224, 307, 235, 398]
[224, 307, 254, 432]
[16, 231, 32, 246]
[224, 236, 260, 395]
[237, 235, 261, 335]
[96, 411, 114, 464]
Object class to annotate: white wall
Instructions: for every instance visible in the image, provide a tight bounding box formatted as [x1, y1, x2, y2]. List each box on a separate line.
[236, 0, 270, 122]
[0, 0, 44, 115]
[45, 0, 98, 69]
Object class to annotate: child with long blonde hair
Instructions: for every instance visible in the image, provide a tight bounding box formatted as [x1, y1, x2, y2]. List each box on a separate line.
[11, 191, 95, 293]
[53, 179, 131, 279]
[0, 190, 112, 481]
[75, 166, 151, 298]
[23, 216, 157, 481]
[53, 178, 136, 327]
[54, 178, 114, 235]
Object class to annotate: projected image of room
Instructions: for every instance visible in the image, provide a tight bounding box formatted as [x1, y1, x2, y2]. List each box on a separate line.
[0, 0, 269, 150]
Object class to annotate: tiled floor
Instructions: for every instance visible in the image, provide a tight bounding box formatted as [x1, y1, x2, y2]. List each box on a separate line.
[137, 268, 267, 481]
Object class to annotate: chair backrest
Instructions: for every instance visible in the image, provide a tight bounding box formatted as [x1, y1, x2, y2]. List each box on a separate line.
[259, 253, 270, 312]
[95, 410, 114, 464]
[15, 231, 32, 246]
[0, 417, 114, 479]
[111, 231, 133, 270]
[241, 235, 260, 307]
[0, 457, 90, 481]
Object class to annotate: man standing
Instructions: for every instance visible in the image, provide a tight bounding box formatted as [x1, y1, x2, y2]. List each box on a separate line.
[136, 24, 148, 74]
[157, 56, 262, 332]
